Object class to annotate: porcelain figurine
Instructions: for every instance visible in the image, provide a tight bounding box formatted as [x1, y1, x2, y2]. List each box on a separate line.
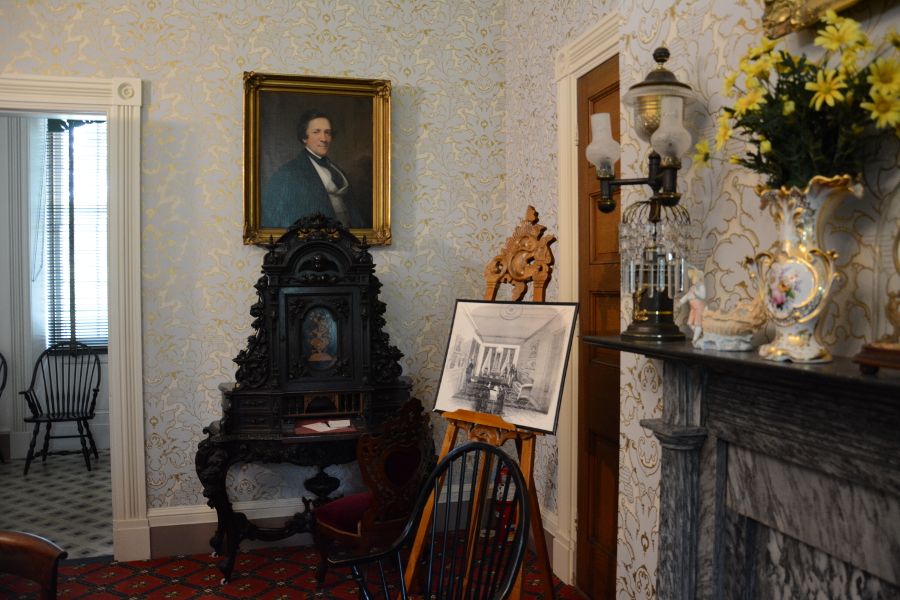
[693, 295, 767, 351]
[676, 267, 707, 344]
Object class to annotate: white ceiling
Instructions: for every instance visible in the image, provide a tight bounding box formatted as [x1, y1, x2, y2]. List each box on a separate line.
[465, 303, 557, 344]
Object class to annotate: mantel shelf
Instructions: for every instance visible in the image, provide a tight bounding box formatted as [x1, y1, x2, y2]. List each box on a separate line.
[582, 335, 900, 398]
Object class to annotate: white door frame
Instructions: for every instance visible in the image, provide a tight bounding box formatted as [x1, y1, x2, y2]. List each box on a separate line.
[0, 74, 150, 560]
[554, 14, 621, 583]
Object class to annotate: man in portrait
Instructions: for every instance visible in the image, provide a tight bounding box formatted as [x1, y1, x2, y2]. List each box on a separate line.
[261, 109, 363, 229]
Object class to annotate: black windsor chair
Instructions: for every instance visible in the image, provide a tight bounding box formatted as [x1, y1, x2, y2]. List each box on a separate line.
[329, 441, 530, 600]
[22, 341, 101, 475]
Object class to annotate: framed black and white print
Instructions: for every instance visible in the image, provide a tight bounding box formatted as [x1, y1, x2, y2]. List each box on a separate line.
[434, 300, 578, 434]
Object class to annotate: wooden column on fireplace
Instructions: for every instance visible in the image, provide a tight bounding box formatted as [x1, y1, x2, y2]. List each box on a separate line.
[584, 336, 900, 599]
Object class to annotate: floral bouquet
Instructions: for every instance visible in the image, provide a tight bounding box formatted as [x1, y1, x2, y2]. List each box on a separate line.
[696, 10, 900, 189]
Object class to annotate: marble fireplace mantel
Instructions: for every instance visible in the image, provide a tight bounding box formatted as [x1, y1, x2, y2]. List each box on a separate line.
[584, 337, 900, 600]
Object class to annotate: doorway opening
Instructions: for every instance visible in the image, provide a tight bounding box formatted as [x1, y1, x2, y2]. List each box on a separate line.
[0, 74, 148, 561]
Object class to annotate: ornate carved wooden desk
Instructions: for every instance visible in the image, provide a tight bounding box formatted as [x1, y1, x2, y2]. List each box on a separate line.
[196, 215, 410, 581]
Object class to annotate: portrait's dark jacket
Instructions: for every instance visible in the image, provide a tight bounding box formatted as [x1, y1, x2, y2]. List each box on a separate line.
[261, 152, 362, 228]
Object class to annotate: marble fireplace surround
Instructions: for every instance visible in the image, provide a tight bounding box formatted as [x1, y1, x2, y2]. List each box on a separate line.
[585, 337, 900, 599]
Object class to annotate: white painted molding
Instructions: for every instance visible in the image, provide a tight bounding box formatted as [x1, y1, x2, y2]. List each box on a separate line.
[554, 14, 622, 586]
[0, 74, 149, 561]
[2, 117, 31, 439]
[0, 75, 142, 109]
[149, 500, 304, 528]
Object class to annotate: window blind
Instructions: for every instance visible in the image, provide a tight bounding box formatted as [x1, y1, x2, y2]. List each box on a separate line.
[45, 119, 108, 349]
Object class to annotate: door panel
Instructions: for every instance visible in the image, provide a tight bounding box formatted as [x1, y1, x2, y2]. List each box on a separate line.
[576, 54, 620, 600]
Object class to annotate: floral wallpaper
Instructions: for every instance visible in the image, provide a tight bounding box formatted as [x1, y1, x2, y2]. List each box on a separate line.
[2, 0, 897, 598]
[0, 0, 510, 505]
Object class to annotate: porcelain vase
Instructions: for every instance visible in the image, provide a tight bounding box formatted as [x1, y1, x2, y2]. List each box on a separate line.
[746, 175, 862, 363]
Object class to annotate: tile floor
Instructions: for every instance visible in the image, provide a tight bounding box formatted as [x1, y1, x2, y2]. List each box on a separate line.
[0, 449, 113, 559]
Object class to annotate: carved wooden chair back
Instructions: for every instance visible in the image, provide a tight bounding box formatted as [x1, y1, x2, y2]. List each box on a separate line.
[21, 341, 102, 475]
[312, 397, 436, 582]
[330, 441, 530, 600]
[0, 530, 68, 599]
[483, 205, 556, 303]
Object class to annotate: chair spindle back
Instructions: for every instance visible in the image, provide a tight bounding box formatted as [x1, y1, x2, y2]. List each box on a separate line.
[25, 342, 101, 419]
[331, 441, 530, 600]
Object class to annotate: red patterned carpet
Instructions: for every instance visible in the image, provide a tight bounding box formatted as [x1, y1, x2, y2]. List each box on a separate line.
[1, 544, 585, 599]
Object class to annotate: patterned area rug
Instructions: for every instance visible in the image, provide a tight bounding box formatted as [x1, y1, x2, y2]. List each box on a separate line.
[1, 544, 585, 599]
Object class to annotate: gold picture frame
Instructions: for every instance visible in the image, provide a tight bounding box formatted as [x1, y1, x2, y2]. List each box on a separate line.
[243, 72, 392, 245]
[763, 0, 863, 38]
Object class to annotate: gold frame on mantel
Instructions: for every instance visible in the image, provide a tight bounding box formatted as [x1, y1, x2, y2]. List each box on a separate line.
[763, 0, 864, 38]
[243, 72, 392, 245]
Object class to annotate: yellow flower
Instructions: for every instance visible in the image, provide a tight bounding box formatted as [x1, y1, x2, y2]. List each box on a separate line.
[741, 54, 775, 81]
[782, 98, 795, 116]
[734, 86, 767, 116]
[821, 9, 840, 26]
[861, 91, 900, 129]
[815, 19, 865, 52]
[722, 71, 738, 97]
[889, 28, 900, 50]
[805, 69, 846, 110]
[839, 46, 861, 74]
[748, 37, 779, 59]
[745, 76, 762, 90]
[760, 139, 772, 154]
[692, 139, 711, 165]
[868, 57, 900, 98]
[728, 155, 741, 164]
[715, 116, 732, 151]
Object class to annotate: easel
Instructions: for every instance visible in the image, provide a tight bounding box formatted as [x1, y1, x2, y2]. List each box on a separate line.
[406, 206, 556, 599]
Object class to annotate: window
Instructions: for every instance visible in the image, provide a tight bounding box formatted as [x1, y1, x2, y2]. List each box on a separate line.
[44, 119, 108, 349]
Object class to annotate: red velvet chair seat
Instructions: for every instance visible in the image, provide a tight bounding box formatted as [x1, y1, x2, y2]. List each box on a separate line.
[316, 491, 373, 534]
[312, 398, 435, 583]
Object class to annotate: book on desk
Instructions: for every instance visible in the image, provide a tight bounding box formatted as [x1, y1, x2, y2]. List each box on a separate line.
[293, 418, 357, 435]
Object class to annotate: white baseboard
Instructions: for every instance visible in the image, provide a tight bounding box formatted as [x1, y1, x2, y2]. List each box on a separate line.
[540, 509, 574, 585]
[147, 501, 314, 558]
[148, 498, 310, 528]
[113, 517, 151, 561]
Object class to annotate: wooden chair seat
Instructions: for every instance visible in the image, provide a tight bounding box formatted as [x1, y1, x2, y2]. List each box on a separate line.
[0, 530, 67, 599]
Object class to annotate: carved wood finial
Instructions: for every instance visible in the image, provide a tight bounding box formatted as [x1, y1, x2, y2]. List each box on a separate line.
[483, 205, 556, 303]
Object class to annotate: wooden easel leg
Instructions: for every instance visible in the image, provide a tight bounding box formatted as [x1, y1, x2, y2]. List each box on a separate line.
[515, 437, 555, 600]
[404, 421, 461, 592]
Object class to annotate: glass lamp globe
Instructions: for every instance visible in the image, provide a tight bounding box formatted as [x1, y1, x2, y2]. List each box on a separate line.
[585, 112, 620, 177]
[650, 96, 691, 164]
[621, 47, 695, 143]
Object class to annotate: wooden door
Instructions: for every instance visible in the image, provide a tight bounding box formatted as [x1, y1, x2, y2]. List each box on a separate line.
[576, 55, 620, 599]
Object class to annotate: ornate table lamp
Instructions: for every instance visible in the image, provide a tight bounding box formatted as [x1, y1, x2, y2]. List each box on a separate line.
[585, 47, 697, 341]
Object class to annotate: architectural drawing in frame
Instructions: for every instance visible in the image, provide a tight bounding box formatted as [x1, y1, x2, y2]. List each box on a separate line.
[434, 300, 578, 434]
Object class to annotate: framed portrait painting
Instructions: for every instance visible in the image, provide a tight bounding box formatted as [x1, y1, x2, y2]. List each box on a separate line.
[434, 300, 578, 435]
[243, 72, 392, 245]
